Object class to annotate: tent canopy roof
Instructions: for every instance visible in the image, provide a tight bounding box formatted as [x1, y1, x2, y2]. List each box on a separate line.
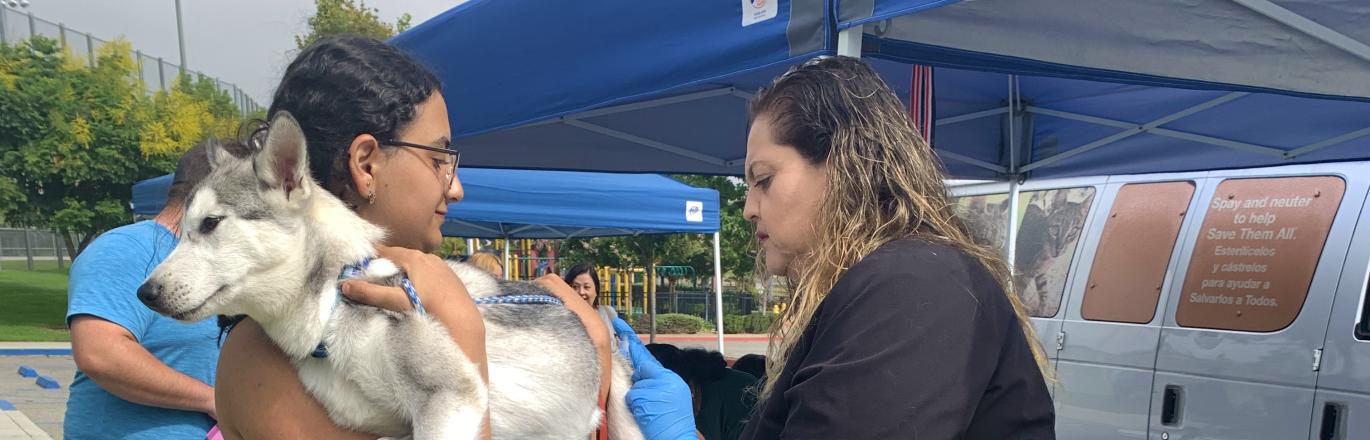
[131, 168, 721, 239]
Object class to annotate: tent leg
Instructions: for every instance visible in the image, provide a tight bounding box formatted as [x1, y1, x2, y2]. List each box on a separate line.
[649, 270, 656, 344]
[1006, 178, 1020, 272]
[1004, 75, 1021, 273]
[502, 240, 510, 280]
[713, 232, 725, 355]
[837, 27, 862, 57]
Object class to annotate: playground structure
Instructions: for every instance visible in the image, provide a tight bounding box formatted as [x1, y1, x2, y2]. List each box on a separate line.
[484, 238, 560, 281]
[470, 238, 756, 322]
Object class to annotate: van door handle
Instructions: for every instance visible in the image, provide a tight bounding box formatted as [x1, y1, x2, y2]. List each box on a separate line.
[1320, 403, 1343, 440]
[1161, 385, 1183, 426]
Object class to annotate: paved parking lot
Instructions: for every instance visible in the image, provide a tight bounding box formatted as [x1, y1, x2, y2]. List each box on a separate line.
[0, 349, 71, 439]
[0, 337, 768, 439]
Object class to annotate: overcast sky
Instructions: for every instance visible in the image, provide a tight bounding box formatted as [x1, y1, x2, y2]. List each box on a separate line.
[15, 0, 461, 105]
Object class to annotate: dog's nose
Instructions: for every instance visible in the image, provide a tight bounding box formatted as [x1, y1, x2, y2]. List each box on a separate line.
[137, 282, 162, 305]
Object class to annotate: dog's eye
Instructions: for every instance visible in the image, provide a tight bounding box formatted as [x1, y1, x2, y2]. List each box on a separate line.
[199, 216, 224, 234]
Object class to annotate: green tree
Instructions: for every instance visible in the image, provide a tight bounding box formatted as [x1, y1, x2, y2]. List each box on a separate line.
[560, 233, 712, 314]
[140, 74, 242, 157]
[672, 175, 756, 287]
[433, 237, 467, 259]
[0, 37, 246, 257]
[295, 0, 413, 50]
[0, 38, 168, 256]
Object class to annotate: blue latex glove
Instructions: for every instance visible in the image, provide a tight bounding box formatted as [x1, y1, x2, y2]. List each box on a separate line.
[613, 317, 697, 440]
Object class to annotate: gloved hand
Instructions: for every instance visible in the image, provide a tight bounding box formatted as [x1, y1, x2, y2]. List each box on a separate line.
[613, 317, 697, 440]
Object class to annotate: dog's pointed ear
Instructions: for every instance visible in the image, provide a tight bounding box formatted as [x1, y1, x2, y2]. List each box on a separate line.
[254, 112, 310, 201]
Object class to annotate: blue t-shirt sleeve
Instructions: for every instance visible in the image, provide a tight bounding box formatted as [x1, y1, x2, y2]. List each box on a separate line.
[66, 230, 161, 340]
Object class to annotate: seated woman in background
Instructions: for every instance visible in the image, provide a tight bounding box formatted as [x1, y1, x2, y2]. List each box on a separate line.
[563, 262, 601, 306]
[564, 262, 628, 329]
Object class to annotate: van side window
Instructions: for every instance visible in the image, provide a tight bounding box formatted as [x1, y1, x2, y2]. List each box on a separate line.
[954, 187, 1096, 318]
[1358, 274, 1370, 340]
[1176, 176, 1345, 332]
[953, 193, 1011, 251]
[1081, 182, 1195, 324]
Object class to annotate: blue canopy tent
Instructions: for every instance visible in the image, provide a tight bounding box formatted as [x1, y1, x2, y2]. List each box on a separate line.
[392, 0, 1370, 177]
[131, 174, 174, 216]
[436, 168, 719, 240]
[389, 0, 858, 175]
[395, 0, 1370, 240]
[131, 169, 720, 238]
[391, 0, 1370, 180]
[393, 0, 1370, 356]
[132, 169, 724, 338]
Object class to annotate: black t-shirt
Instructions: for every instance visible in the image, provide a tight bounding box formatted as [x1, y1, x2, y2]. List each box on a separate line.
[740, 239, 1055, 440]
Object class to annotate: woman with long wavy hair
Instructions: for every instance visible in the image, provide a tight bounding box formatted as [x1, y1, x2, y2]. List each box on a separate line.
[619, 56, 1055, 439]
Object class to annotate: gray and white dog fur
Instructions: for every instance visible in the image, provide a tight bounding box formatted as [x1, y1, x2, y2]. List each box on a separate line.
[138, 112, 641, 440]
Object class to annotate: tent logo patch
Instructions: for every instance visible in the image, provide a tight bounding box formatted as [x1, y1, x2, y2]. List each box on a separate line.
[686, 201, 704, 222]
[742, 0, 777, 27]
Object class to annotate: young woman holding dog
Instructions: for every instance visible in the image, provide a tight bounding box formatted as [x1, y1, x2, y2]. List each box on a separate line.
[213, 36, 616, 439]
[618, 56, 1056, 439]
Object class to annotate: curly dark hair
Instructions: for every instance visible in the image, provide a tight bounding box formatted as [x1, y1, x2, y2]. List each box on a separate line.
[266, 35, 442, 203]
[221, 36, 441, 340]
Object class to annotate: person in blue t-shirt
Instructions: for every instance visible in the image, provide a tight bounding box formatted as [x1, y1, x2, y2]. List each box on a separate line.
[64, 141, 226, 439]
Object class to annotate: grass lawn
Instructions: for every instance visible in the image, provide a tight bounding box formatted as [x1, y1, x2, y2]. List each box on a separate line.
[0, 260, 71, 342]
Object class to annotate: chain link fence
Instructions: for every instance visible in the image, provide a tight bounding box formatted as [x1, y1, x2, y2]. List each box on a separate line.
[604, 290, 757, 323]
[0, 5, 263, 116]
[0, 228, 74, 271]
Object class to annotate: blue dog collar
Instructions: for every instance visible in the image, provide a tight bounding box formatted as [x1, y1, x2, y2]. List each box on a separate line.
[313, 257, 427, 359]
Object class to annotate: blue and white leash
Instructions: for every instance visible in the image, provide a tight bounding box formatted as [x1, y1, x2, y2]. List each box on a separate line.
[313, 257, 425, 358]
[311, 258, 560, 359]
[474, 294, 563, 306]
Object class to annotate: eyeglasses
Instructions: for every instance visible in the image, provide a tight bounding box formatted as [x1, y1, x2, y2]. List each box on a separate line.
[383, 139, 461, 190]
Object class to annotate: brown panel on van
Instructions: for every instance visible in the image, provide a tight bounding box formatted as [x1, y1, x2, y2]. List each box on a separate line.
[1082, 182, 1195, 324]
[1176, 176, 1345, 332]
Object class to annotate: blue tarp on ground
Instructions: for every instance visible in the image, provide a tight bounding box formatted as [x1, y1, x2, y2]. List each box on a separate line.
[131, 169, 720, 239]
[393, 0, 1370, 180]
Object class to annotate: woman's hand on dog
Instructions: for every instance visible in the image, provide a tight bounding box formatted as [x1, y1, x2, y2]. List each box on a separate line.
[339, 246, 473, 314]
[341, 246, 490, 377]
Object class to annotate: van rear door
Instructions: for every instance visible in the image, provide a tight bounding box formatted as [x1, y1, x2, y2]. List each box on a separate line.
[1150, 168, 1361, 440]
[1310, 172, 1370, 440]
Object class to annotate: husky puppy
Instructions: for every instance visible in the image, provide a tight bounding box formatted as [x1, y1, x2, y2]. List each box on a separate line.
[138, 112, 641, 440]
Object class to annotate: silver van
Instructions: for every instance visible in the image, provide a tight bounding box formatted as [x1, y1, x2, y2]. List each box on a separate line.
[948, 161, 1370, 440]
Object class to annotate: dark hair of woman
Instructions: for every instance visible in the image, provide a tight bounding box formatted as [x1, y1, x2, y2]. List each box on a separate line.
[266, 35, 442, 205]
[562, 262, 600, 293]
[220, 35, 442, 338]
